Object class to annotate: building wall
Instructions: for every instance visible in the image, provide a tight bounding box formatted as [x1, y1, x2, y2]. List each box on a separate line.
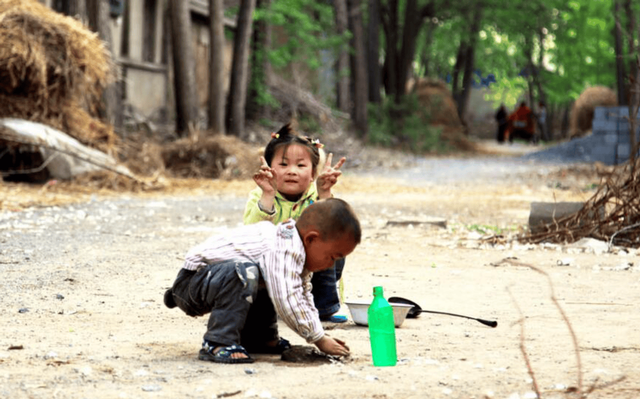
[38, 0, 234, 121]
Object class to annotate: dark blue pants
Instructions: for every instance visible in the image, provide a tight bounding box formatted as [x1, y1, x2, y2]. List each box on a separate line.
[311, 258, 345, 318]
[168, 261, 278, 348]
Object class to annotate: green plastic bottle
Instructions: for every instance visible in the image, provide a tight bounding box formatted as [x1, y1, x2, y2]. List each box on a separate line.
[368, 286, 397, 367]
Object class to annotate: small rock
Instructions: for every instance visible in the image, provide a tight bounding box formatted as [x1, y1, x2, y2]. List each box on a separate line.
[141, 385, 162, 392]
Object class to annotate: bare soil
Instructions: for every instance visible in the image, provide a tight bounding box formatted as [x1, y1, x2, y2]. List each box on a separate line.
[1, 141, 638, 399]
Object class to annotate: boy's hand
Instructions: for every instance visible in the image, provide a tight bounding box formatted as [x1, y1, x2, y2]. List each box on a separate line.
[314, 336, 350, 357]
[316, 153, 346, 200]
[253, 156, 277, 196]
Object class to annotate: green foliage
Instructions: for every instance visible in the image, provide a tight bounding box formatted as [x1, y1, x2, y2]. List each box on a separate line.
[416, 0, 618, 110]
[466, 223, 515, 235]
[297, 114, 322, 135]
[256, 0, 349, 70]
[367, 95, 445, 153]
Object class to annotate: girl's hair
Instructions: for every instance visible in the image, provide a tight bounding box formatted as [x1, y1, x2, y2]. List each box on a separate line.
[263, 123, 326, 177]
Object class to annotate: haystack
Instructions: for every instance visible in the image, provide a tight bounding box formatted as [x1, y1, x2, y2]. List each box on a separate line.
[160, 133, 261, 180]
[569, 86, 617, 139]
[0, 0, 116, 153]
[410, 78, 476, 151]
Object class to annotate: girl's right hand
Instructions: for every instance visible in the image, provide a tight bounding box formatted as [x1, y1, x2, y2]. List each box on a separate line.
[253, 156, 277, 196]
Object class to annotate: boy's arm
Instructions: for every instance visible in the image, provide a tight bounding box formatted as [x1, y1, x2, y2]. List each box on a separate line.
[261, 231, 325, 344]
[244, 187, 277, 225]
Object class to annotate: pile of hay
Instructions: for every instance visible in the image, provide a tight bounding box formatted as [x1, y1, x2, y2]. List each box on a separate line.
[569, 86, 617, 139]
[410, 78, 476, 151]
[158, 133, 261, 180]
[0, 0, 116, 153]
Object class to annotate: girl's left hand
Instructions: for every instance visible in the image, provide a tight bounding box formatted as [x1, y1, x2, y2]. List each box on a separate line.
[316, 153, 346, 199]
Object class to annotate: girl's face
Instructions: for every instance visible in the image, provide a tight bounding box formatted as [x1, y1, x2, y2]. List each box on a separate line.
[271, 144, 315, 200]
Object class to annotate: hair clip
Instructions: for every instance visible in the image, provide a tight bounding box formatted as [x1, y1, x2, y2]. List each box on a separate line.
[305, 137, 324, 149]
[271, 132, 279, 139]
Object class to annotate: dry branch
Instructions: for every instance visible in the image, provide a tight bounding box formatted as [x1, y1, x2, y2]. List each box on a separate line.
[518, 157, 640, 248]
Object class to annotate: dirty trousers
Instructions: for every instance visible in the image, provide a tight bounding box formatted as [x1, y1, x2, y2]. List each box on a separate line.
[168, 261, 279, 347]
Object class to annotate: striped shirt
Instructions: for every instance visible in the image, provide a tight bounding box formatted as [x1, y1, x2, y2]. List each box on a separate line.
[183, 220, 324, 343]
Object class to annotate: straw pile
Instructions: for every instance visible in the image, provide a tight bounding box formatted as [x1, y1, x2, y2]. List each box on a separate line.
[518, 157, 640, 248]
[569, 86, 617, 139]
[410, 78, 477, 151]
[0, 0, 117, 153]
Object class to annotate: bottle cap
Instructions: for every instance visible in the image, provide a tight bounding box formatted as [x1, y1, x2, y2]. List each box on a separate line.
[373, 286, 383, 296]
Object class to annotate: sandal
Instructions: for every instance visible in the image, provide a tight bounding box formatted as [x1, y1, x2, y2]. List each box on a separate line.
[244, 338, 291, 355]
[198, 343, 254, 364]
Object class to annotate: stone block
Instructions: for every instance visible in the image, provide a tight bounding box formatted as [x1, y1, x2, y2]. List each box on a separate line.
[528, 202, 584, 234]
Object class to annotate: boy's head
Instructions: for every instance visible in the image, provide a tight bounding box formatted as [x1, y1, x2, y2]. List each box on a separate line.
[296, 198, 361, 272]
[263, 123, 326, 179]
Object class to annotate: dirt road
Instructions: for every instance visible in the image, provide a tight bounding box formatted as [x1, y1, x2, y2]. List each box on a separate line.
[1, 149, 638, 399]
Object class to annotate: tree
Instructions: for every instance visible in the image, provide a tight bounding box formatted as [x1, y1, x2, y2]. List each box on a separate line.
[380, 0, 434, 103]
[209, 0, 226, 134]
[349, 0, 369, 137]
[614, 0, 627, 105]
[226, 0, 256, 138]
[247, 0, 273, 121]
[169, 0, 197, 136]
[334, 0, 350, 113]
[86, 0, 122, 129]
[367, 0, 382, 103]
[454, 1, 483, 124]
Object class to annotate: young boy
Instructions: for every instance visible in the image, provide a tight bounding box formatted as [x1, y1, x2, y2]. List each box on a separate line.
[163, 198, 361, 364]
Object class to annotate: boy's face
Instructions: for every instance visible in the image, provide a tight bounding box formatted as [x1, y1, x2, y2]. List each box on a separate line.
[271, 144, 314, 199]
[303, 233, 357, 272]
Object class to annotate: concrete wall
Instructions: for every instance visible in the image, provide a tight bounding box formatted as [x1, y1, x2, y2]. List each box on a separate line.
[523, 106, 640, 165]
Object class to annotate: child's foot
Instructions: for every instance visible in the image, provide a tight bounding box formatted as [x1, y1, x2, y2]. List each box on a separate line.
[320, 314, 348, 323]
[199, 341, 254, 364]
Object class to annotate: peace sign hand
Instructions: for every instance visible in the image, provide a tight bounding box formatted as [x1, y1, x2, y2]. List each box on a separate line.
[317, 153, 346, 199]
[253, 156, 277, 196]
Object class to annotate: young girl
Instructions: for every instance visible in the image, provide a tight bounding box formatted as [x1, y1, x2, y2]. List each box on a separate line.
[243, 123, 347, 323]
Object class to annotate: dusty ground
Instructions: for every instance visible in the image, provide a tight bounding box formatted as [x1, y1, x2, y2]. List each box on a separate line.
[0, 141, 639, 399]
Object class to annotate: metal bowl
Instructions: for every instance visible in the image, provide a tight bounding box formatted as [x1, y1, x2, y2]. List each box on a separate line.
[344, 301, 413, 327]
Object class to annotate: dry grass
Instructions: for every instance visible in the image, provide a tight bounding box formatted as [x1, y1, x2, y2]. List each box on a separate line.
[0, 0, 116, 153]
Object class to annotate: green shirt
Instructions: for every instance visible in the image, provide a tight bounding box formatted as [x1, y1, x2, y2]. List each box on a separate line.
[243, 184, 319, 225]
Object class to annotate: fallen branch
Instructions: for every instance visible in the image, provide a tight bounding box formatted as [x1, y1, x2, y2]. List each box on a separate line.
[0, 118, 141, 183]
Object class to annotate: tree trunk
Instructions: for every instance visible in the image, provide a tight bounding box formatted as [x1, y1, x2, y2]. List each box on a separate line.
[396, 0, 421, 98]
[247, 0, 272, 122]
[349, 0, 369, 138]
[420, 19, 436, 77]
[334, 0, 350, 113]
[614, 1, 627, 106]
[170, 0, 197, 136]
[457, 3, 482, 125]
[380, 0, 399, 99]
[226, 0, 256, 138]
[367, 0, 381, 104]
[209, 0, 226, 134]
[451, 43, 466, 108]
[625, 0, 636, 88]
[535, 29, 549, 141]
[561, 103, 571, 139]
[53, 0, 85, 20]
[86, 0, 122, 129]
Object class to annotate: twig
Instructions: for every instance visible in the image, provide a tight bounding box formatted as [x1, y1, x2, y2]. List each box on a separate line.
[526, 264, 583, 394]
[507, 286, 541, 398]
